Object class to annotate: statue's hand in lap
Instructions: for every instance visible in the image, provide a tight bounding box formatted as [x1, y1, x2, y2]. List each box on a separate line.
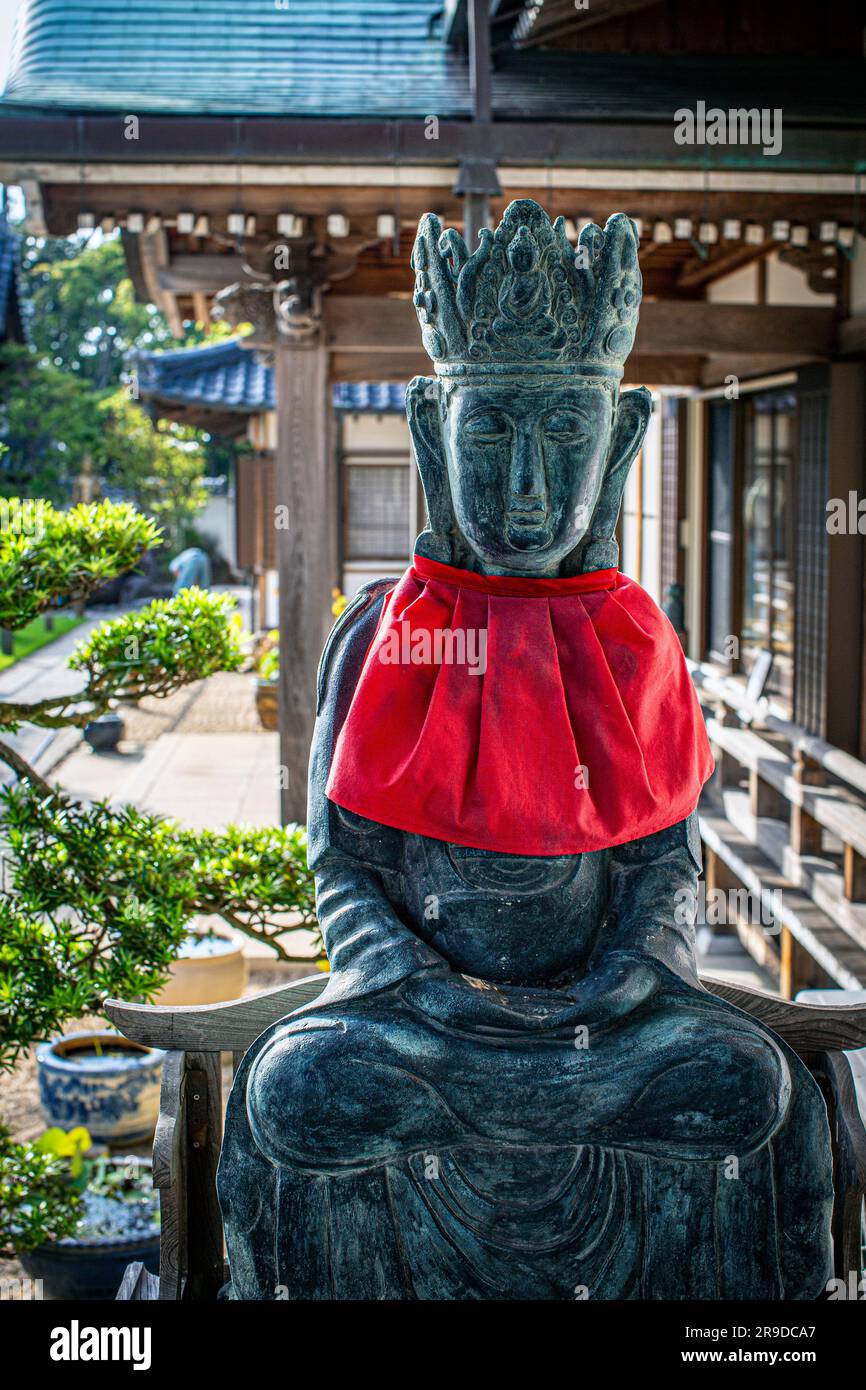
[397, 948, 664, 1036]
[558, 949, 665, 1028]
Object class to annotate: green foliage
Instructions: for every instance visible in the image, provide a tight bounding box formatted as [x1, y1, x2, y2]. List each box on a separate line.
[98, 390, 208, 549]
[0, 784, 321, 1072]
[36, 1126, 93, 1183]
[0, 817, 188, 1071]
[0, 612, 83, 674]
[1, 1122, 158, 1256]
[0, 1122, 82, 1257]
[254, 629, 280, 681]
[0, 344, 104, 501]
[178, 822, 318, 945]
[67, 589, 245, 708]
[0, 498, 159, 633]
[5, 231, 243, 505]
[21, 235, 175, 389]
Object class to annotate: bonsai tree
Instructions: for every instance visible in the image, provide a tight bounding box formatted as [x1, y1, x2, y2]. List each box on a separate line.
[0, 497, 321, 1254]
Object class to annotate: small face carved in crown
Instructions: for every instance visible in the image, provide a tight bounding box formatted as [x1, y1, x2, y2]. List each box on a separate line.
[440, 380, 614, 574]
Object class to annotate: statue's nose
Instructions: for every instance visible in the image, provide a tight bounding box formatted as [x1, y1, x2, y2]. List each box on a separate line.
[510, 430, 546, 506]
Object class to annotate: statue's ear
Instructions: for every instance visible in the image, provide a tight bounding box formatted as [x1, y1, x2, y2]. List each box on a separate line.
[582, 386, 652, 573]
[406, 377, 458, 563]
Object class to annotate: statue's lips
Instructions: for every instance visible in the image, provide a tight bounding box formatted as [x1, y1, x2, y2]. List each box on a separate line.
[507, 508, 547, 527]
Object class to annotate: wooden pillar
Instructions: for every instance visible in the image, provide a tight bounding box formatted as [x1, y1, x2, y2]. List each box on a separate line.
[798, 363, 864, 755]
[713, 706, 743, 789]
[461, 0, 496, 249]
[749, 768, 788, 821]
[826, 364, 864, 755]
[779, 926, 821, 1000]
[468, 0, 492, 123]
[843, 843, 866, 902]
[790, 747, 824, 856]
[275, 332, 335, 825]
[184, 1052, 223, 1302]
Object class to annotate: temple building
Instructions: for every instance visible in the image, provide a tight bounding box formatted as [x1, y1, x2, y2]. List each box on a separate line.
[2, 0, 866, 997]
[136, 337, 414, 625]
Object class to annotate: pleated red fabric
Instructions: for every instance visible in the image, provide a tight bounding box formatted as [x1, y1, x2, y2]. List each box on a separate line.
[326, 553, 713, 856]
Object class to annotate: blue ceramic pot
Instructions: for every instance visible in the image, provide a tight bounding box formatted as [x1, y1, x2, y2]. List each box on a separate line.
[83, 712, 124, 751]
[37, 1031, 165, 1146]
[21, 1161, 160, 1300]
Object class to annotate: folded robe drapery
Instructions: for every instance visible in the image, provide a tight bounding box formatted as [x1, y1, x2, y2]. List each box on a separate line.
[326, 553, 714, 856]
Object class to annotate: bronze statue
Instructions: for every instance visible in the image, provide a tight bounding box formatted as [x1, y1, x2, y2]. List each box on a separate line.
[218, 202, 833, 1300]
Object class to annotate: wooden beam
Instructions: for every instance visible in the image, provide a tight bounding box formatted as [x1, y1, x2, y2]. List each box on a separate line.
[159, 253, 245, 293]
[790, 749, 825, 857]
[275, 336, 336, 825]
[191, 292, 210, 328]
[330, 350, 430, 383]
[635, 302, 836, 357]
[468, 0, 492, 123]
[824, 362, 865, 755]
[676, 241, 772, 292]
[325, 296, 837, 360]
[839, 314, 866, 356]
[700, 355, 812, 387]
[514, 0, 665, 49]
[135, 230, 184, 337]
[3, 113, 865, 174]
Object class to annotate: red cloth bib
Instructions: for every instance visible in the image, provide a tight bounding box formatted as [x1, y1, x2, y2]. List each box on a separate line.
[326, 554, 713, 856]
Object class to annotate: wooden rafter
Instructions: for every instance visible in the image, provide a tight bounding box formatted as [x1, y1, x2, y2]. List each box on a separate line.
[675, 241, 775, 292]
[511, 0, 667, 49]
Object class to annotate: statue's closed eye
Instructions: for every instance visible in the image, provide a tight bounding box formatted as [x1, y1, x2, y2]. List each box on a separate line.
[464, 412, 509, 443]
[543, 410, 590, 445]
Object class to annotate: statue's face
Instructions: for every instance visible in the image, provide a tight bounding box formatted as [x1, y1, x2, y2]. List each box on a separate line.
[440, 381, 615, 574]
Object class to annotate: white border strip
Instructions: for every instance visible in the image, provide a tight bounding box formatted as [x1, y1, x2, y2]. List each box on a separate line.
[0, 162, 863, 195]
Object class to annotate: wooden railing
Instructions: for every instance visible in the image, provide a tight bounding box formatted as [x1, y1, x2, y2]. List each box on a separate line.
[690, 661, 866, 998]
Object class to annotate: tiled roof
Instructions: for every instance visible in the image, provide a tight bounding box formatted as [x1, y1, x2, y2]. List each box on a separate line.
[3, 0, 470, 117]
[4, 1, 864, 123]
[333, 382, 406, 413]
[136, 338, 276, 413]
[136, 338, 406, 415]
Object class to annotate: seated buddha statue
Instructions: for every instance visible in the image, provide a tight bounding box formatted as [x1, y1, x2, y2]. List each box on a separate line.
[219, 201, 833, 1300]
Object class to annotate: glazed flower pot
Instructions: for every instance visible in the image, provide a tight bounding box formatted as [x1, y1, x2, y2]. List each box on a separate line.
[255, 677, 279, 730]
[21, 1157, 160, 1300]
[154, 925, 248, 1006]
[37, 1032, 165, 1147]
[83, 712, 125, 752]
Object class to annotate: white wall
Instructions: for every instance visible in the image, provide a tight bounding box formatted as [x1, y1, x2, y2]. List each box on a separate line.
[765, 252, 835, 306]
[197, 493, 237, 568]
[708, 262, 760, 304]
[851, 235, 866, 316]
[708, 250, 835, 306]
[620, 395, 662, 603]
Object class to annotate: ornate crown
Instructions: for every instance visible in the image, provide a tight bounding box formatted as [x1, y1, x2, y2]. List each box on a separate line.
[411, 199, 642, 380]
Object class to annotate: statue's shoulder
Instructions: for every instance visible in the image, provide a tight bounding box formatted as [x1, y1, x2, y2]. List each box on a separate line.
[316, 578, 396, 714]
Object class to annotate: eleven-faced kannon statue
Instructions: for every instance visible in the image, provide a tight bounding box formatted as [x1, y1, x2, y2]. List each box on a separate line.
[218, 201, 833, 1301]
